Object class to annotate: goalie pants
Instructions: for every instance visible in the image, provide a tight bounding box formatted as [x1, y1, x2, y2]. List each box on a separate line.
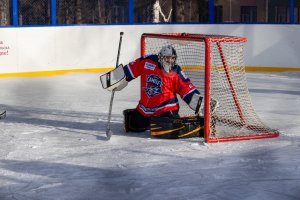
[123, 109, 204, 139]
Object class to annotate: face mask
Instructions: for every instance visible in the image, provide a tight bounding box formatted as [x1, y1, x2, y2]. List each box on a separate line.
[161, 56, 176, 73]
[162, 60, 172, 73]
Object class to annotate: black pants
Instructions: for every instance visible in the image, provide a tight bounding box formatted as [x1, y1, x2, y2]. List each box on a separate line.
[123, 108, 204, 139]
[123, 109, 179, 132]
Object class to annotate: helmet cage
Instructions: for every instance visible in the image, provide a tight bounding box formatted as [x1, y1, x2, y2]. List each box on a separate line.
[158, 45, 177, 72]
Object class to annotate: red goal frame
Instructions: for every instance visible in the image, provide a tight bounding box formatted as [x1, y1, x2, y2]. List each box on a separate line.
[141, 33, 279, 143]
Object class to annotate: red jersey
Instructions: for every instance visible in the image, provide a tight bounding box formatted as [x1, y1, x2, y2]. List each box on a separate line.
[123, 54, 200, 117]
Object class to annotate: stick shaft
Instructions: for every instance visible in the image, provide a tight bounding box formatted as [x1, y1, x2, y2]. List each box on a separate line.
[115, 32, 124, 67]
[105, 32, 124, 139]
[105, 89, 115, 139]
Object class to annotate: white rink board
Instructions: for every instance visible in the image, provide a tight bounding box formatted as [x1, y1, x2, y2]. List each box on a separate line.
[0, 24, 300, 74]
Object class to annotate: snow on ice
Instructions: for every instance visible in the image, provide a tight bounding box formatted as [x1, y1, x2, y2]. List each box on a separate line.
[0, 72, 299, 200]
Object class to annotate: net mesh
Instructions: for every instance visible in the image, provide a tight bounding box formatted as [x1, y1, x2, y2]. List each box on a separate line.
[142, 33, 278, 141]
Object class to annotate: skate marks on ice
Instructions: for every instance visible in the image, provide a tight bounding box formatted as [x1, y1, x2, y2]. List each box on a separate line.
[0, 72, 299, 199]
[0, 104, 128, 140]
[0, 138, 299, 200]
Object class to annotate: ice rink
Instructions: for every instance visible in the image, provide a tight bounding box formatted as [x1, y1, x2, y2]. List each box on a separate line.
[0, 71, 299, 200]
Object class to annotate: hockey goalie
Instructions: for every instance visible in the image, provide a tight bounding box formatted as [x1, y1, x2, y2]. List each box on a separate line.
[101, 45, 218, 139]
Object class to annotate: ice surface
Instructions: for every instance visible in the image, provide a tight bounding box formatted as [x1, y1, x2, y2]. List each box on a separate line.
[0, 72, 299, 200]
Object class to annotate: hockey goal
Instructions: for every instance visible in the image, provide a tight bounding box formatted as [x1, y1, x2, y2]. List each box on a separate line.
[141, 33, 279, 143]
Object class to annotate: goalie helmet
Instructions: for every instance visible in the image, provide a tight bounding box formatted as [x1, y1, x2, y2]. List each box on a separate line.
[158, 45, 177, 73]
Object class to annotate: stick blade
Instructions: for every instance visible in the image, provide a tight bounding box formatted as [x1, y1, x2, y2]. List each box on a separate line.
[106, 129, 112, 140]
[0, 110, 6, 120]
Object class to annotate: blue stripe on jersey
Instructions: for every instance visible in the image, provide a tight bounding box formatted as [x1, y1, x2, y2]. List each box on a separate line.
[138, 97, 179, 114]
[124, 55, 159, 82]
[141, 54, 159, 62]
[183, 89, 200, 104]
[123, 64, 135, 81]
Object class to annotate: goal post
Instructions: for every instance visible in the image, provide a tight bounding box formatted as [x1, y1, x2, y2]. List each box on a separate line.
[141, 33, 279, 143]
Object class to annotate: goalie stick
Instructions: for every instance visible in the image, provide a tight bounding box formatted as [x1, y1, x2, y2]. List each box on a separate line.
[104, 32, 124, 140]
[0, 110, 6, 120]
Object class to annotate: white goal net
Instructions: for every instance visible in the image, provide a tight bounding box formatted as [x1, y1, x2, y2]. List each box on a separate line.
[141, 33, 279, 143]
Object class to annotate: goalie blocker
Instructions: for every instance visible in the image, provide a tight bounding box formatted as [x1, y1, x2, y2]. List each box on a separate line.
[123, 109, 205, 139]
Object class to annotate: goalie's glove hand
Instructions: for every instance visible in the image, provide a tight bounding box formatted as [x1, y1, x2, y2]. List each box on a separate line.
[194, 96, 203, 114]
[189, 94, 219, 116]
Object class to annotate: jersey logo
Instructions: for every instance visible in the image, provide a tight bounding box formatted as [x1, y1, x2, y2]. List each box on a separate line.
[144, 62, 156, 70]
[145, 75, 163, 97]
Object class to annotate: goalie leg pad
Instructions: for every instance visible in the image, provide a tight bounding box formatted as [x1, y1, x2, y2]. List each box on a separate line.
[150, 116, 204, 139]
[123, 109, 150, 132]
